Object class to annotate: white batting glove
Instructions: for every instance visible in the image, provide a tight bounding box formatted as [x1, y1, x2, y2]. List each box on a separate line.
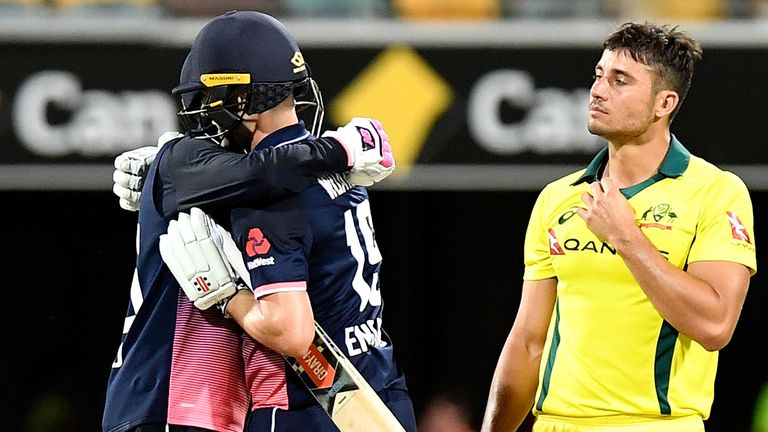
[112, 132, 181, 211]
[159, 207, 246, 311]
[322, 117, 396, 187]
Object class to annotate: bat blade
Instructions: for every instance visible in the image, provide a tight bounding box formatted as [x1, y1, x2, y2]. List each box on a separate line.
[284, 322, 405, 432]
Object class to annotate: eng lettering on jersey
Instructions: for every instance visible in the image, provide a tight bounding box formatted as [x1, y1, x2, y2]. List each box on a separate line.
[345, 318, 387, 357]
[318, 173, 354, 199]
[245, 227, 277, 270]
[727, 211, 752, 244]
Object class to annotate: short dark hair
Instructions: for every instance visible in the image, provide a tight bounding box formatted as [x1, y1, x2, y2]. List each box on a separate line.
[603, 22, 702, 119]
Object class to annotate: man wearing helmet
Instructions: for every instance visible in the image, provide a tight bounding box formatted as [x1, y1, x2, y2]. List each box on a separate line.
[103, 10, 401, 432]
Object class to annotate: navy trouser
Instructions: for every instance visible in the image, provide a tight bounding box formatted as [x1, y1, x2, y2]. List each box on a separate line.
[246, 389, 416, 432]
[132, 426, 213, 432]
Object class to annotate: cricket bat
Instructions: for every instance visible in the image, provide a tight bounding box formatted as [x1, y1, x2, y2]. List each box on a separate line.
[218, 224, 404, 431]
[284, 322, 406, 432]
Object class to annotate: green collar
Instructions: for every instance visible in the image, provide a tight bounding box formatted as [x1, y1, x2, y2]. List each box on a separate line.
[572, 134, 691, 186]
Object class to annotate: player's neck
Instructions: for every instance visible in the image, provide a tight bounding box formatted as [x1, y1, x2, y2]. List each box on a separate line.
[249, 109, 300, 150]
[604, 129, 670, 188]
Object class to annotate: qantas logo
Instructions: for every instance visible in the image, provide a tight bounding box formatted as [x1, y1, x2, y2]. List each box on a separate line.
[727, 211, 751, 244]
[245, 227, 271, 257]
[548, 228, 565, 255]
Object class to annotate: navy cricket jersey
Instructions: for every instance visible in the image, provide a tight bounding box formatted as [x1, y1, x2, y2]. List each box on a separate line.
[228, 124, 409, 413]
[102, 132, 348, 432]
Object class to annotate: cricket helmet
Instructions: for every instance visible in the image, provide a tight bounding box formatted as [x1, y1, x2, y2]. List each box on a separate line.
[173, 10, 323, 138]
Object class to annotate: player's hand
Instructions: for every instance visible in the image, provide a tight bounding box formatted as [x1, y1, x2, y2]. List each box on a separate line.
[159, 207, 246, 311]
[112, 132, 181, 211]
[322, 117, 396, 187]
[576, 177, 639, 244]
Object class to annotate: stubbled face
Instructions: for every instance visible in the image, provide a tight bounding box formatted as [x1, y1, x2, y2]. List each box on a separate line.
[588, 49, 657, 140]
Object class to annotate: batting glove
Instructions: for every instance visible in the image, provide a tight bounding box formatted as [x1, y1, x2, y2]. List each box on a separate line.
[112, 132, 181, 211]
[322, 117, 396, 187]
[159, 207, 247, 311]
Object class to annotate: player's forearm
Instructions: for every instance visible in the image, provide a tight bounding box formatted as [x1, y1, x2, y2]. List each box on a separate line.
[227, 291, 315, 357]
[238, 137, 349, 197]
[482, 385, 536, 432]
[481, 337, 540, 431]
[612, 230, 734, 350]
[172, 137, 348, 211]
[274, 136, 349, 174]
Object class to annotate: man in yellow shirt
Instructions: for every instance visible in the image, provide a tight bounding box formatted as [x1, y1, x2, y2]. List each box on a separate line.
[481, 22, 756, 432]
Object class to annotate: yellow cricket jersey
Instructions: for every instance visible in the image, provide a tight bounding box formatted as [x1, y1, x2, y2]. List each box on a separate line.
[524, 136, 757, 425]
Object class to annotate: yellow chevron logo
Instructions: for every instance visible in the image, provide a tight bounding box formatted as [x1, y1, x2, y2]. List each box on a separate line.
[330, 46, 453, 171]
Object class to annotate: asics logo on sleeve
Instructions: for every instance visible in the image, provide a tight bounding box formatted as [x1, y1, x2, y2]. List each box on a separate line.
[558, 209, 578, 225]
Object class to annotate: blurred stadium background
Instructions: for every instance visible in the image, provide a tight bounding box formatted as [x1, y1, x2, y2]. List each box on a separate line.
[2, 1, 766, 431]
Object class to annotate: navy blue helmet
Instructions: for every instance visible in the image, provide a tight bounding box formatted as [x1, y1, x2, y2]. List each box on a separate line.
[173, 10, 323, 138]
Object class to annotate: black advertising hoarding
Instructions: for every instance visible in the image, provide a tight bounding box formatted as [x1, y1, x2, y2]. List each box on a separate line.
[1, 20, 766, 190]
[0, 41, 186, 188]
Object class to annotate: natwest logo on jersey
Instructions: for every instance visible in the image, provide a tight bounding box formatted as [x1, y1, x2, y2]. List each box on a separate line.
[245, 228, 275, 270]
[245, 227, 271, 256]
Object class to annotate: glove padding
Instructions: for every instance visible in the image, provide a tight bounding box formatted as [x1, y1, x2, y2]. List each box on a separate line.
[322, 117, 396, 187]
[113, 132, 181, 211]
[159, 207, 246, 311]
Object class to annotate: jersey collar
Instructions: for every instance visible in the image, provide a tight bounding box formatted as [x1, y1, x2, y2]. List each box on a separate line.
[571, 134, 691, 186]
[257, 121, 311, 150]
